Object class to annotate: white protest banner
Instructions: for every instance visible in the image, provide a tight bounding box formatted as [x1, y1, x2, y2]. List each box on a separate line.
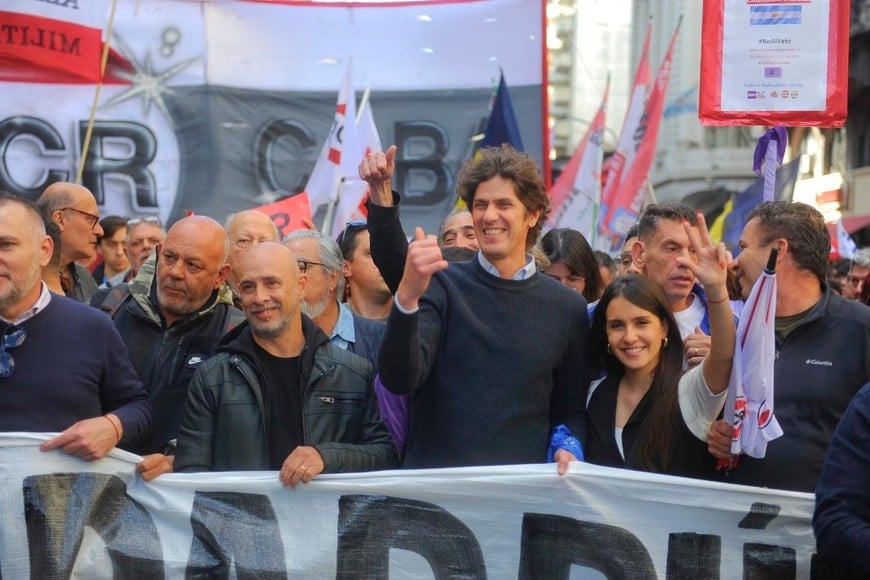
[0, 434, 816, 578]
[699, 0, 849, 126]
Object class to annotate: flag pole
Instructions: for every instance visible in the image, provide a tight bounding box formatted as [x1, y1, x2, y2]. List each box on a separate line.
[76, 0, 120, 185]
[321, 175, 343, 236]
[357, 87, 371, 124]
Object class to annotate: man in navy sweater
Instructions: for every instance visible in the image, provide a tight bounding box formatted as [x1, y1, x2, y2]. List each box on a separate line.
[363, 145, 590, 470]
[0, 192, 150, 459]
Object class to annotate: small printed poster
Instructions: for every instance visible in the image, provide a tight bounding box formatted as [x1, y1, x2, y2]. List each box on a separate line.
[699, 0, 849, 126]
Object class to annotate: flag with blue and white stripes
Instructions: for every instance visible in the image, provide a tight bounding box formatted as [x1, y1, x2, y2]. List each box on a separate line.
[750, 5, 802, 25]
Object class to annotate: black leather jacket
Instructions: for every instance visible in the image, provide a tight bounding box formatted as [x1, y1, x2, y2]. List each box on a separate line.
[91, 256, 244, 455]
[174, 317, 398, 473]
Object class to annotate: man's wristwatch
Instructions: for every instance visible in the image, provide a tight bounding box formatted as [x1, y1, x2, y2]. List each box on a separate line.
[162, 439, 177, 456]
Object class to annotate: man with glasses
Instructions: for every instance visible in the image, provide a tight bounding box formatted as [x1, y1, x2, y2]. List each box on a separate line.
[284, 230, 408, 452]
[91, 216, 243, 480]
[104, 215, 166, 288]
[615, 223, 640, 277]
[36, 182, 104, 302]
[0, 192, 150, 459]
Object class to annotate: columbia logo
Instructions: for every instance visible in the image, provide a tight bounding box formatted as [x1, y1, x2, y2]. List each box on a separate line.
[805, 359, 832, 367]
[187, 355, 205, 365]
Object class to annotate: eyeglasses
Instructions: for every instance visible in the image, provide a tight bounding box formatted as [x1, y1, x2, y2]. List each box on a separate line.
[336, 220, 368, 251]
[0, 325, 26, 378]
[297, 260, 327, 273]
[127, 215, 163, 227]
[61, 207, 100, 230]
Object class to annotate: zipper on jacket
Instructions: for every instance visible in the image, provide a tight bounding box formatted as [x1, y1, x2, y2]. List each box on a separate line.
[233, 356, 272, 464]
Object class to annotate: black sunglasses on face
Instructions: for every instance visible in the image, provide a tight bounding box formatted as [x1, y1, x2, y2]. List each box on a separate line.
[0, 326, 26, 378]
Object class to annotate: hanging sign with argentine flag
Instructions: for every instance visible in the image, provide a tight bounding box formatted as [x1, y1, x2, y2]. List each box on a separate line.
[699, 0, 849, 126]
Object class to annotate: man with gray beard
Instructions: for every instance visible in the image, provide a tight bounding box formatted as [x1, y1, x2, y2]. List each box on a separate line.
[283, 230, 384, 368]
[284, 230, 408, 452]
[174, 243, 397, 482]
[91, 215, 244, 479]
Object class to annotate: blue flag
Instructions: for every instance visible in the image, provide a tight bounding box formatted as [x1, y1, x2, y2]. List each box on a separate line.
[721, 159, 800, 254]
[480, 71, 524, 151]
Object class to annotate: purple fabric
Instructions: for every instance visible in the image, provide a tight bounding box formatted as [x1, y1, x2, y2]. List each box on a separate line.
[373, 374, 410, 454]
[752, 126, 788, 175]
[753, 127, 788, 201]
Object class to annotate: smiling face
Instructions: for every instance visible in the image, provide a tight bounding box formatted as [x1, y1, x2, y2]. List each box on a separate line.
[605, 295, 668, 377]
[238, 243, 305, 340]
[635, 218, 698, 311]
[440, 211, 478, 250]
[470, 176, 541, 275]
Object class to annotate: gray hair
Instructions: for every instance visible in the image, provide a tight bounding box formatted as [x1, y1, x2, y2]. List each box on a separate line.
[853, 247, 870, 268]
[283, 229, 346, 299]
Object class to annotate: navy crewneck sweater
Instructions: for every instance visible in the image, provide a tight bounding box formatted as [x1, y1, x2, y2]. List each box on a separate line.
[379, 258, 591, 468]
[0, 294, 150, 445]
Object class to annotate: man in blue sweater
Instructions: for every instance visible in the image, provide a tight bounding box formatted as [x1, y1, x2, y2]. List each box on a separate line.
[368, 145, 591, 470]
[0, 192, 150, 459]
[813, 382, 870, 578]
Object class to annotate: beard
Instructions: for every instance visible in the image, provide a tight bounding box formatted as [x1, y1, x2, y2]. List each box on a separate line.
[0, 259, 42, 311]
[300, 292, 331, 320]
[247, 303, 290, 339]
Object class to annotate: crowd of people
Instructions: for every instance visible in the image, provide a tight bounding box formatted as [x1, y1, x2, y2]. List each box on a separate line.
[0, 144, 867, 575]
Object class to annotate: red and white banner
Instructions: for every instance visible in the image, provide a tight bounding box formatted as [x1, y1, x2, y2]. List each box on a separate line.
[304, 58, 361, 211]
[597, 22, 651, 242]
[329, 95, 384, 237]
[601, 20, 681, 239]
[699, 0, 850, 126]
[0, 0, 112, 83]
[548, 78, 608, 245]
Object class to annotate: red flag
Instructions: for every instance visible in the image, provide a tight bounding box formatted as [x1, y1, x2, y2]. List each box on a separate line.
[548, 77, 609, 242]
[601, 19, 681, 239]
[597, 20, 651, 240]
[252, 193, 313, 238]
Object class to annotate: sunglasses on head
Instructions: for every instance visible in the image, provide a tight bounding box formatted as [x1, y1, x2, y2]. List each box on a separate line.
[127, 215, 163, 227]
[0, 326, 26, 378]
[336, 220, 368, 249]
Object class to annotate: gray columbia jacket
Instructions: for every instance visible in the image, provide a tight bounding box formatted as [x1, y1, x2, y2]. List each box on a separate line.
[174, 316, 398, 473]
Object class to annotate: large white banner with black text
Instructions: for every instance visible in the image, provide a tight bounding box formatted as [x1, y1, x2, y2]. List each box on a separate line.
[0, 434, 816, 579]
